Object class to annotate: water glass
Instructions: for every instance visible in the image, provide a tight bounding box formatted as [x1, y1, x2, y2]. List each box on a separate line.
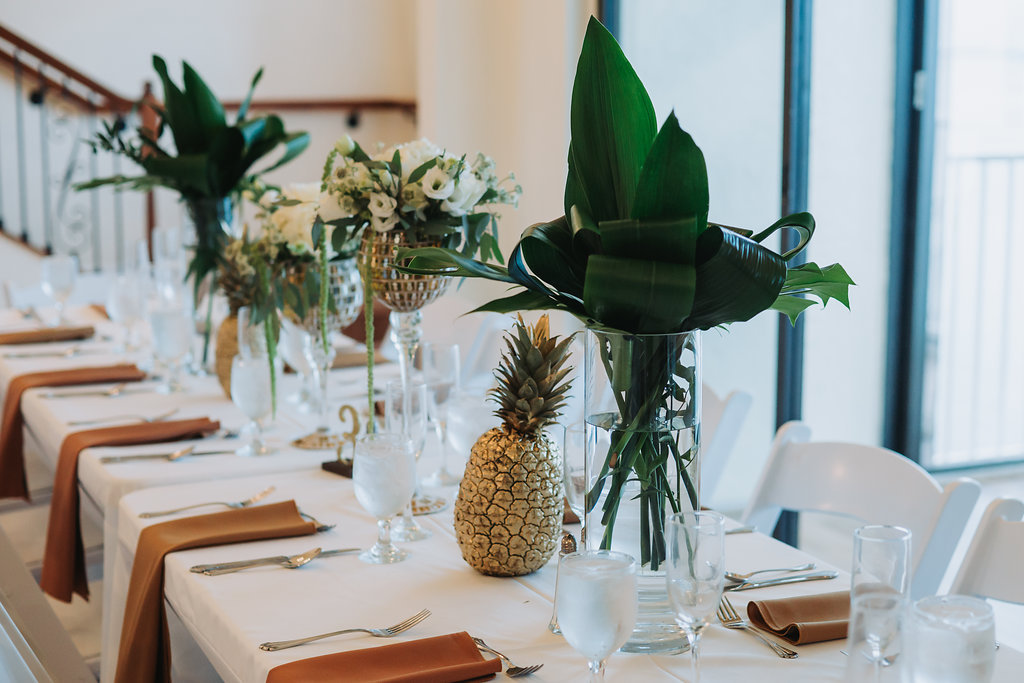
[666, 511, 725, 683]
[852, 525, 912, 598]
[106, 274, 145, 351]
[40, 255, 77, 324]
[550, 422, 588, 634]
[385, 381, 432, 542]
[353, 433, 417, 564]
[149, 302, 192, 393]
[422, 343, 461, 486]
[556, 550, 637, 682]
[906, 595, 995, 683]
[230, 354, 274, 457]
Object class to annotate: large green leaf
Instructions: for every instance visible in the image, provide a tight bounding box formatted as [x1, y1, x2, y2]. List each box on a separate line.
[206, 128, 245, 197]
[779, 261, 855, 308]
[398, 246, 516, 283]
[470, 290, 577, 316]
[235, 67, 264, 123]
[519, 217, 585, 299]
[152, 56, 202, 154]
[141, 154, 211, 196]
[584, 255, 695, 333]
[569, 17, 657, 222]
[598, 216, 697, 265]
[684, 225, 787, 329]
[750, 212, 815, 261]
[564, 145, 594, 220]
[257, 130, 312, 175]
[182, 61, 227, 143]
[631, 112, 708, 229]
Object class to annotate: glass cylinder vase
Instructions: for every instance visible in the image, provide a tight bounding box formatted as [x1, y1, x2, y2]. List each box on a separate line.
[583, 327, 701, 654]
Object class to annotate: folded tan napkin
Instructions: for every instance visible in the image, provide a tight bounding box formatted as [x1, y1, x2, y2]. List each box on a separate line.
[88, 303, 110, 320]
[0, 325, 95, 345]
[746, 591, 850, 644]
[0, 364, 147, 500]
[342, 300, 391, 349]
[40, 417, 220, 602]
[115, 501, 316, 683]
[266, 631, 501, 683]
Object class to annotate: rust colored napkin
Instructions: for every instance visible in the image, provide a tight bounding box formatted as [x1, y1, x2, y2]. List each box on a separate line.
[0, 364, 147, 500]
[115, 501, 316, 683]
[266, 631, 501, 683]
[746, 591, 851, 644]
[88, 303, 110, 320]
[342, 300, 391, 349]
[39, 417, 220, 602]
[0, 325, 94, 345]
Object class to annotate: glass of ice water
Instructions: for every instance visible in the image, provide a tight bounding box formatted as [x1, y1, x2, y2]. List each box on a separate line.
[230, 354, 274, 457]
[385, 381, 432, 542]
[106, 275, 144, 351]
[666, 510, 726, 683]
[353, 433, 417, 564]
[556, 549, 637, 682]
[149, 301, 192, 393]
[40, 255, 77, 324]
[906, 595, 995, 683]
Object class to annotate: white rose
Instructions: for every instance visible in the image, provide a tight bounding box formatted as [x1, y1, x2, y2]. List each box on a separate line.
[421, 166, 455, 200]
[269, 183, 320, 252]
[371, 212, 400, 233]
[442, 172, 488, 216]
[368, 192, 398, 218]
[318, 189, 350, 222]
[398, 139, 441, 179]
[283, 182, 320, 204]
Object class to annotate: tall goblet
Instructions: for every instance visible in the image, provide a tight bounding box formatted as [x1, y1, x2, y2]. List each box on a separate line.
[230, 354, 274, 456]
[421, 343, 461, 486]
[353, 433, 417, 564]
[148, 291, 192, 394]
[40, 255, 77, 325]
[549, 422, 588, 634]
[556, 550, 638, 682]
[666, 510, 726, 683]
[385, 381, 435, 542]
[106, 274, 145, 352]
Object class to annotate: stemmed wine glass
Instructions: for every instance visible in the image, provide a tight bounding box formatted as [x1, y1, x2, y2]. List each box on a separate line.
[666, 510, 726, 683]
[846, 525, 911, 681]
[106, 275, 145, 352]
[40, 255, 77, 325]
[147, 288, 192, 394]
[556, 549, 638, 682]
[549, 422, 588, 634]
[385, 380, 435, 542]
[421, 343, 461, 486]
[353, 433, 417, 564]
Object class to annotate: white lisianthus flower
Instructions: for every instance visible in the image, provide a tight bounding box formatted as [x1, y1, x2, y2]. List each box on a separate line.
[398, 139, 442, 180]
[318, 189, 351, 222]
[442, 171, 488, 217]
[334, 135, 356, 156]
[270, 183, 320, 253]
[371, 212, 400, 233]
[368, 192, 398, 218]
[421, 166, 455, 200]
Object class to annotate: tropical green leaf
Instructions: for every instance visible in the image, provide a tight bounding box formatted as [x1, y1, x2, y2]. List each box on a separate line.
[584, 255, 695, 333]
[750, 212, 816, 261]
[398, 247, 516, 283]
[569, 17, 657, 221]
[235, 67, 263, 123]
[152, 56, 201, 154]
[780, 262, 855, 308]
[519, 217, 585, 299]
[564, 146, 594, 220]
[206, 128, 245, 196]
[597, 216, 697, 265]
[141, 154, 211, 196]
[631, 112, 708, 229]
[771, 295, 816, 325]
[182, 61, 226, 140]
[259, 130, 311, 176]
[569, 206, 602, 260]
[684, 225, 787, 330]
[470, 289, 575, 315]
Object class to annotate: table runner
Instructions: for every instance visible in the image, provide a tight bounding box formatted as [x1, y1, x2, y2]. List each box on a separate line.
[0, 325, 95, 345]
[115, 501, 316, 683]
[265, 631, 501, 683]
[40, 417, 220, 602]
[0, 364, 146, 499]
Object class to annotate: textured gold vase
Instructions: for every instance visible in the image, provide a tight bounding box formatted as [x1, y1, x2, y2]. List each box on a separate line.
[214, 314, 238, 397]
[358, 231, 451, 312]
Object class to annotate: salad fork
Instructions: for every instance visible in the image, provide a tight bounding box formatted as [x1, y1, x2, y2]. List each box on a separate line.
[716, 594, 798, 659]
[472, 637, 543, 677]
[138, 485, 275, 518]
[67, 407, 179, 427]
[259, 608, 431, 651]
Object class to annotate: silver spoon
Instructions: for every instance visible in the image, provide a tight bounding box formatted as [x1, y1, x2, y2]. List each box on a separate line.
[725, 562, 816, 582]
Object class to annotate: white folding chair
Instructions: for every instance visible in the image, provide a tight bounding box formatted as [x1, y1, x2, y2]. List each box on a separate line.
[699, 384, 752, 501]
[742, 421, 981, 599]
[0, 526, 94, 682]
[950, 498, 1024, 604]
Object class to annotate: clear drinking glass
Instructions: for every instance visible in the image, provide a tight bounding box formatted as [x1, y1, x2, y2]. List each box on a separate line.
[422, 343, 461, 486]
[230, 354, 273, 457]
[279, 318, 316, 412]
[556, 550, 638, 682]
[40, 255, 77, 324]
[148, 298, 192, 394]
[906, 595, 995, 683]
[353, 433, 417, 564]
[106, 274, 145, 351]
[549, 422, 588, 634]
[666, 511, 725, 683]
[385, 381, 434, 542]
[847, 525, 912, 682]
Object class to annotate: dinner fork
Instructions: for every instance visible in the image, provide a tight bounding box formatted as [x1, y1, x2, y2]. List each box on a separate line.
[138, 485, 275, 518]
[258, 608, 431, 651]
[716, 594, 798, 659]
[67, 407, 179, 427]
[472, 637, 543, 677]
[3, 345, 104, 359]
[44, 382, 147, 399]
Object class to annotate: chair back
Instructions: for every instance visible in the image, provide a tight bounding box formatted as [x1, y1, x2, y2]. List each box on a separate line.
[699, 384, 753, 502]
[950, 498, 1024, 604]
[742, 421, 981, 599]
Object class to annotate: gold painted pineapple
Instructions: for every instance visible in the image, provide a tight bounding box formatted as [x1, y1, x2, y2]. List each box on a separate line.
[454, 314, 573, 576]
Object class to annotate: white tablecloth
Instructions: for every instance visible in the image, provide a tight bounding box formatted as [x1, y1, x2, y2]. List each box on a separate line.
[110, 469, 1024, 682]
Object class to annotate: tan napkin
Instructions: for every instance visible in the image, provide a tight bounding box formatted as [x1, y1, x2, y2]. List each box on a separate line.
[0, 364, 147, 499]
[0, 325, 95, 345]
[746, 591, 850, 644]
[115, 501, 316, 683]
[265, 631, 501, 683]
[88, 303, 110, 320]
[342, 300, 391, 349]
[39, 417, 220, 602]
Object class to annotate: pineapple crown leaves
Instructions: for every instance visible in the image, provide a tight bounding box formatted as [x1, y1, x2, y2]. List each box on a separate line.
[490, 314, 575, 434]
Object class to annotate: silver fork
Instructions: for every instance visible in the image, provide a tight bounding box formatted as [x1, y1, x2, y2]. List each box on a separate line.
[68, 407, 179, 427]
[258, 608, 431, 651]
[716, 594, 798, 659]
[138, 485, 275, 518]
[472, 637, 543, 677]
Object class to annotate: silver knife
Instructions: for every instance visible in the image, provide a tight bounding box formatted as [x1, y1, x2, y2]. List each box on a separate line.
[99, 449, 236, 464]
[189, 548, 360, 574]
[726, 570, 839, 592]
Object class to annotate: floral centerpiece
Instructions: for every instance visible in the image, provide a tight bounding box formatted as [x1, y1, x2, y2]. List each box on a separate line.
[399, 18, 854, 652]
[315, 135, 521, 421]
[75, 56, 310, 362]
